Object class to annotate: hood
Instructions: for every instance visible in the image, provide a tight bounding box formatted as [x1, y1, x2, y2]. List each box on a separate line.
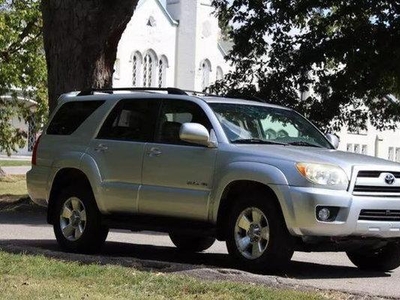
[233, 144, 400, 176]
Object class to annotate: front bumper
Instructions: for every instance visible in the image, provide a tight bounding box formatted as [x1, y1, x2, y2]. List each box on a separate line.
[284, 186, 400, 238]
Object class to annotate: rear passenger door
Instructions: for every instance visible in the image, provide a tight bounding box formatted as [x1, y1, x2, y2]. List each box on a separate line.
[140, 99, 217, 221]
[88, 98, 160, 214]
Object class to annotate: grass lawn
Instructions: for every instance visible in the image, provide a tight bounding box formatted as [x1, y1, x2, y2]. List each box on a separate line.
[0, 175, 27, 196]
[0, 251, 327, 300]
[0, 160, 31, 167]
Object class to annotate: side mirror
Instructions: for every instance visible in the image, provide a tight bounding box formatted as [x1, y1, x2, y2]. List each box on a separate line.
[180, 123, 216, 147]
[326, 133, 339, 149]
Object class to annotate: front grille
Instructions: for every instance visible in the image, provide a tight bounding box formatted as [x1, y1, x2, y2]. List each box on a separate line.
[359, 209, 400, 221]
[357, 171, 400, 178]
[353, 186, 400, 193]
[353, 170, 400, 195]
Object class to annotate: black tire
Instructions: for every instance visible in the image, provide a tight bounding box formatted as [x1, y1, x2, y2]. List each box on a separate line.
[225, 192, 295, 272]
[53, 185, 109, 254]
[169, 233, 216, 252]
[346, 242, 400, 271]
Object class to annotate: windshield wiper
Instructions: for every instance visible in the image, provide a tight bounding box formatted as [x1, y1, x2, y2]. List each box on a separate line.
[232, 138, 286, 145]
[286, 141, 322, 148]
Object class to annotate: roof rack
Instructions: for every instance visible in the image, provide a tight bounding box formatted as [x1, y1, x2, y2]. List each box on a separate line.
[77, 87, 188, 96]
[183, 90, 222, 97]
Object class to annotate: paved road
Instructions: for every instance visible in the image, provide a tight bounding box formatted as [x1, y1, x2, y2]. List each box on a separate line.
[0, 208, 399, 299]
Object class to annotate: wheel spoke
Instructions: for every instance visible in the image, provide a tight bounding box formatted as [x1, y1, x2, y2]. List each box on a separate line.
[237, 215, 251, 231]
[251, 241, 263, 258]
[237, 236, 251, 252]
[71, 198, 80, 211]
[252, 209, 263, 225]
[61, 206, 73, 219]
[80, 210, 87, 222]
[62, 224, 74, 238]
[75, 225, 84, 240]
[260, 226, 270, 241]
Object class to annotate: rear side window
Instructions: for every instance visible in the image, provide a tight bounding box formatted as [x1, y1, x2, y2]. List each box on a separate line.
[47, 101, 104, 135]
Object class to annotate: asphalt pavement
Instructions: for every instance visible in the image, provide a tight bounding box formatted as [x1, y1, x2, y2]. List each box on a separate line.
[0, 207, 398, 299]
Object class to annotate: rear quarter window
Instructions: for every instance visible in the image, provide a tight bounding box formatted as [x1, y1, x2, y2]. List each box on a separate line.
[47, 100, 104, 135]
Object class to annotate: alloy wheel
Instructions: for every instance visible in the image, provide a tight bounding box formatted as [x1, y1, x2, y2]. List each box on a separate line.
[234, 207, 270, 259]
[59, 197, 87, 241]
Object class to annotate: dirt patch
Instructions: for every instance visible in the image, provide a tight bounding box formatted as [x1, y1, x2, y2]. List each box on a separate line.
[0, 195, 45, 213]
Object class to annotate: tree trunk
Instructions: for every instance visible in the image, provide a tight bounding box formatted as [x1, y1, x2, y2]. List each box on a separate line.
[41, 0, 138, 112]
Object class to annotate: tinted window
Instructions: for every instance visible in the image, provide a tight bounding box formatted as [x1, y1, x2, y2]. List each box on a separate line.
[156, 100, 211, 144]
[47, 101, 104, 135]
[97, 99, 159, 142]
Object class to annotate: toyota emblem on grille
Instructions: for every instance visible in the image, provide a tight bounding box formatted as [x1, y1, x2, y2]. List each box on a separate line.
[384, 173, 395, 185]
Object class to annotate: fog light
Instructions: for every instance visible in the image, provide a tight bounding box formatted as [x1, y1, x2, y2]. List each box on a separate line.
[317, 208, 331, 221]
[316, 206, 340, 222]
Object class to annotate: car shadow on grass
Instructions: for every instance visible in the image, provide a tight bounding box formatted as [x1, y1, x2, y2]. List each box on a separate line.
[0, 238, 391, 280]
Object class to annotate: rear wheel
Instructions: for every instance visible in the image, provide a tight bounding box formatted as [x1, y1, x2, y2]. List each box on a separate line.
[346, 242, 400, 271]
[226, 193, 294, 271]
[169, 233, 215, 252]
[53, 185, 108, 253]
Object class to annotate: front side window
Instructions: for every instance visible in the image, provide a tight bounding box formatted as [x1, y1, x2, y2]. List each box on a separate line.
[156, 100, 211, 145]
[97, 99, 159, 142]
[47, 101, 104, 135]
[210, 103, 332, 148]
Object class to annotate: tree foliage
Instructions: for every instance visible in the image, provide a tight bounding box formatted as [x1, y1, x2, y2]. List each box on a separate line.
[0, 0, 47, 155]
[211, 0, 400, 131]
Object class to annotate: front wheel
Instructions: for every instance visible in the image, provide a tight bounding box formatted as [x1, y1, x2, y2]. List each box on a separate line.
[346, 242, 400, 271]
[53, 185, 109, 254]
[169, 233, 215, 252]
[226, 193, 294, 272]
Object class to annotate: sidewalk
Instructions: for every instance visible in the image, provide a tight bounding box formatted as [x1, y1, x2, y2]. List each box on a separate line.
[1, 166, 31, 175]
[0, 154, 31, 161]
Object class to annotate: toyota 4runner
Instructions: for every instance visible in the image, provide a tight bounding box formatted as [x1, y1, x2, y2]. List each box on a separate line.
[27, 87, 400, 272]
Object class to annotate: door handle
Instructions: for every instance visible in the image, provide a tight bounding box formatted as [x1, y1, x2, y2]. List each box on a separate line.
[94, 144, 108, 152]
[148, 147, 162, 157]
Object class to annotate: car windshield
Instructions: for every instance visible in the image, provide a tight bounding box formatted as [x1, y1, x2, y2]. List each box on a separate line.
[210, 103, 333, 149]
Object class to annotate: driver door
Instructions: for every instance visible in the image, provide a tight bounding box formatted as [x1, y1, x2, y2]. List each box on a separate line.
[139, 99, 217, 221]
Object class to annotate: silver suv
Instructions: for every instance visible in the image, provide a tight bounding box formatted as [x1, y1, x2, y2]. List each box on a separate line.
[27, 87, 400, 272]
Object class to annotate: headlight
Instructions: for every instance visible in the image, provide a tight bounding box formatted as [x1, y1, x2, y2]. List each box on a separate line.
[296, 163, 349, 186]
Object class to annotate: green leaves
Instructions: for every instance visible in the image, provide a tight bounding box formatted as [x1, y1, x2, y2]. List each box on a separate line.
[0, 0, 47, 155]
[211, 0, 400, 131]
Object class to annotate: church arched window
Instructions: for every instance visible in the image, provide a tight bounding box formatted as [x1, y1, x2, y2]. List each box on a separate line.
[158, 55, 168, 88]
[143, 50, 157, 87]
[200, 59, 212, 91]
[130, 51, 142, 87]
[216, 66, 223, 81]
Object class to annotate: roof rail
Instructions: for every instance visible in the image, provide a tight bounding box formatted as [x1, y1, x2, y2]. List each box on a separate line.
[77, 87, 188, 96]
[183, 90, 222, 97]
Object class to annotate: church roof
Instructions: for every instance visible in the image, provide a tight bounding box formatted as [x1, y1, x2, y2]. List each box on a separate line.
[218, 39, 234, 56]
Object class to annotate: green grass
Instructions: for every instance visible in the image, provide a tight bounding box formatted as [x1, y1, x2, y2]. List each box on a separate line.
[0, 175, 27, 196]
[0, 251, 327, 300]
[0, 160, 31, 167]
